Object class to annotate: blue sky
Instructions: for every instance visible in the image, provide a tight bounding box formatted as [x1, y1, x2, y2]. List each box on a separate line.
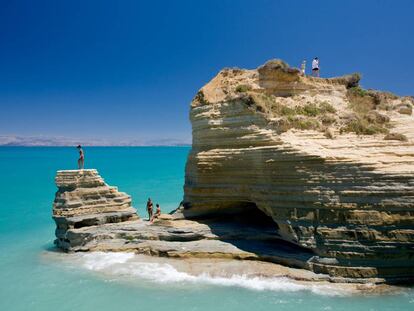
[1, 0, 413, 144]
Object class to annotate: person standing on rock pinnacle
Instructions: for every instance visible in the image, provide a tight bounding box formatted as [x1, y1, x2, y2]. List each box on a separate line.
[77, 145, 84, 170]
[312, 57, 320, 77]
[146, 198, 153, 221]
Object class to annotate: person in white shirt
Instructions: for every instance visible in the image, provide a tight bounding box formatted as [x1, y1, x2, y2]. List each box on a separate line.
[312, 57, 320, 77]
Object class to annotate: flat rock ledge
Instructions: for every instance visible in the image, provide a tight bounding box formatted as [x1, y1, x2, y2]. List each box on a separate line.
[54, 212, 390, 284]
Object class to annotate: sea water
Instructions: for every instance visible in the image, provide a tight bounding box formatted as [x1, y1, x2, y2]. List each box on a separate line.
[0, 147, 412, 311]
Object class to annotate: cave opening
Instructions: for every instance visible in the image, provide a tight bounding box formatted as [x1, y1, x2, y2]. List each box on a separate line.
[218, 202, 278, 229]
[195, 201, 279, 235]
[195, 201, 315, 260]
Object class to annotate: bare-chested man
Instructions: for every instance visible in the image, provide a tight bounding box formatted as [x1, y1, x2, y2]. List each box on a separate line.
[77, 145, 84, 169]
[146, 198, 153, 221]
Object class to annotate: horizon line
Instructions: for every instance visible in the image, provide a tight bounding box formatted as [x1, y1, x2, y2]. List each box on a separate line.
[0, 144, 191, 147]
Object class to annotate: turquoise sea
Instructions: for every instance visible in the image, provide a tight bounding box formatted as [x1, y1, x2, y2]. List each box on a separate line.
[0, 147, 413, 311]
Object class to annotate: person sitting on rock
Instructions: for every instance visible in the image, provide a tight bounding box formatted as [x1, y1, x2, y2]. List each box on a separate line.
[150, 204, 161, 223]
[146, 198, 153, 221]
[77, 145, 84, 169]
[312, 57, 320, 77]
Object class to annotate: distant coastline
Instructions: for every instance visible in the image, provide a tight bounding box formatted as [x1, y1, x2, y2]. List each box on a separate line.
[0, 135, 191, 147]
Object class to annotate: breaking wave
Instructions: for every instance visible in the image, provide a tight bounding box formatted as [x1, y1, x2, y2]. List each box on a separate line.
[73, 252, 356, 296]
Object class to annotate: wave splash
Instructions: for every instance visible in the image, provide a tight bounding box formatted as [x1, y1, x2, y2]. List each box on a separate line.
[74, 252, 354, 296]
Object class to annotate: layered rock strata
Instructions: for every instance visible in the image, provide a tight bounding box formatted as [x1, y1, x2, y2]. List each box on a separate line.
[53, 169, 138, 250]
[51, 60, 414, 284]
[183, 60, 414, 282]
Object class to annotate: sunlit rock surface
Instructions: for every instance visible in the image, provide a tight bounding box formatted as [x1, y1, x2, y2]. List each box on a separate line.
[182, 60, 414, 281]
[52, 169, 138, 250]
[51, 60, 414, 283]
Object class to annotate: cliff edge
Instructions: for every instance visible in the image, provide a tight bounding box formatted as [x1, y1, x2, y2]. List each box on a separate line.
[51, 60, 414, 284]
[182, 59, 414, 281]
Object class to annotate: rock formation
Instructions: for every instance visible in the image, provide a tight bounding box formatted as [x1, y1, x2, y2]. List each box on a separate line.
[52, 169, 138, 250]
[183, 59, 414, 282]
[52, 60, 414, 284]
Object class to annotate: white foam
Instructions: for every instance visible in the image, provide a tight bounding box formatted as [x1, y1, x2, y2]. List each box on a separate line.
[75, 252, 352, 296]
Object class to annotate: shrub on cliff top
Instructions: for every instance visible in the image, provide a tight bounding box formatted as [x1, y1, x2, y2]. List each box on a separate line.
[348, 86, 370, 100]
[297, 103, 320, 117]
[340, 117, 389, 135]
[295, 102, 336, 117]
[333, 73, 361, 88]
[257, 59, 301, 83]
[348, 87, 399, 111]
[235, 84, 252, 93]
[345, 86, 392, 135]
[319, 101, 336, 113]
[258, 59, 290, 72]
[277, 116, 321, 132]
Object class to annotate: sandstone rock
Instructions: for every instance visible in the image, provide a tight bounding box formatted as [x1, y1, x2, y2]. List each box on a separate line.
[397, 104, 412, 115]
[52, 169, 138, 250]
[51, 60, 414, 284]
[182, 60, 414, 282]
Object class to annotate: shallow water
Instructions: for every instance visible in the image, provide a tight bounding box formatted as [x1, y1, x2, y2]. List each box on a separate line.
[0, 147, 413, 311]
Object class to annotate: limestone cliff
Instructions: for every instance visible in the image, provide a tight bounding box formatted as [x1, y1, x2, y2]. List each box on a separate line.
[51, 60, 414, 284]
[183, 60, 414, 281]
[52, 169, 138, 250]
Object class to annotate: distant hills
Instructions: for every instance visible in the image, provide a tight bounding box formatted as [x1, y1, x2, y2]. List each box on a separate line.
[0, 135, 190, 147]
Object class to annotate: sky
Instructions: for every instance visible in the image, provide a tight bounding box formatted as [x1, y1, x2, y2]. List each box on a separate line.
[0, 0, 413, 145]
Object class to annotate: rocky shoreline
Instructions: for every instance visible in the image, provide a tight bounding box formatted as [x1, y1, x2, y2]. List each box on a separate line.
[52, 169, 410, 284]
[44, 251, 406, 296]
[52, 60, 414, 285]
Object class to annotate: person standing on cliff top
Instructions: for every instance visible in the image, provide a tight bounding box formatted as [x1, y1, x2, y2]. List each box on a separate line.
[312, 57, 320, 77]
[77, 145, 84, 170]
[146, 198, 153, 221]
[300, 60, 306, 75]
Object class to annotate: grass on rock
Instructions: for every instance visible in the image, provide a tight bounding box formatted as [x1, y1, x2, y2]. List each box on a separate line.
[244, 86, 396, 137]
[342, 87, 392, 135]
[235, 84, 252, 93]
[250, 93, 338, 133]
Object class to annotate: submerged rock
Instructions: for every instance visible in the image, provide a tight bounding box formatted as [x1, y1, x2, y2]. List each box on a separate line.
[52, 169, 138, 250]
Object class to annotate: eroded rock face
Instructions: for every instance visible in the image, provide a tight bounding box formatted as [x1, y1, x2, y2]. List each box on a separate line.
[53, 169, 138, 250]
[183, 60, 414, 281]
[50, 60, 413, 283]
